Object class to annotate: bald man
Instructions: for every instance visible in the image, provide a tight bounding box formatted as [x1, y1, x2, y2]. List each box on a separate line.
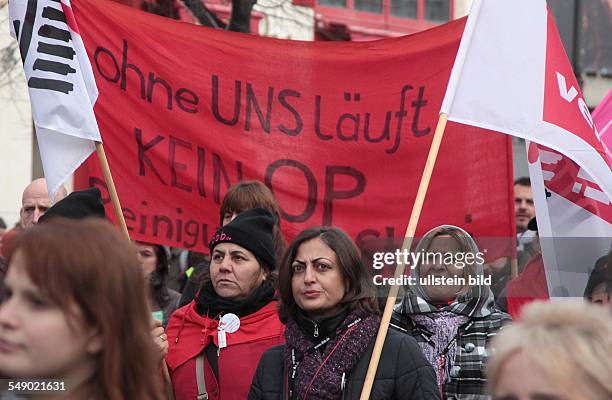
[19, 178, 67, 229]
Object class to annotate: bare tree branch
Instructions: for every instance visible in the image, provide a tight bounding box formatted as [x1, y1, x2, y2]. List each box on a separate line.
[179, 0, 226, 29]
[0, 2, 21, 91]
[228, 0, 257, 33]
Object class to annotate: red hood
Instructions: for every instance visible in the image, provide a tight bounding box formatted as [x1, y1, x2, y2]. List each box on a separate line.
[166, 300, 284, 370]
[506, 254, 549, 319]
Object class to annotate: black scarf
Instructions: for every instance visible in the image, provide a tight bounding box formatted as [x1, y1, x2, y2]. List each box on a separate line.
[196, 280, 276, 318]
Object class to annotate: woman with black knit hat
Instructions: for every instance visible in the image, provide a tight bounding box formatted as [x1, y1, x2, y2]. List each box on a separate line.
[165, 208, 284, 400]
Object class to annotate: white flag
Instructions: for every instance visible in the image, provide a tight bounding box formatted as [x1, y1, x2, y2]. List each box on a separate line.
[528, 93, 612, 300]
[527, 141, 611, 300]
[440, 0, 611, 199]
[9, 0, 102, 199]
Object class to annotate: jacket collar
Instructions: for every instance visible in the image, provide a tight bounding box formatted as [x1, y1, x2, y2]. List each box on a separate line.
[294, 306, 349, 340]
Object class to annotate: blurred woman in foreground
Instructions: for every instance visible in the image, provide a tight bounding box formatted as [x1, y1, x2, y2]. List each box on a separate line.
[487, 301, 612, 400]
[0, 218, 164, 400]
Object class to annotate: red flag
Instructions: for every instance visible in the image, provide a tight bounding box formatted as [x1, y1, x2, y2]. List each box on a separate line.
[73, 0, 514, 254]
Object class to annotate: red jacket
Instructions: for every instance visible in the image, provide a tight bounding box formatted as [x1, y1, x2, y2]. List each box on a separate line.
[506, 253, 549, 319]
[0, 227, 19, 258]
[166, 300, 285, 400]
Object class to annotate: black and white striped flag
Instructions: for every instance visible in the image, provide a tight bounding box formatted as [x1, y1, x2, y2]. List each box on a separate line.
[9, 0, 102, 199]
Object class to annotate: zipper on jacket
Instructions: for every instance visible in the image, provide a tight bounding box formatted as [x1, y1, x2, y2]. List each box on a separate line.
[313, 322, 319, 338]
[341, 372, 346, 400]
[284, 370, 289, 400]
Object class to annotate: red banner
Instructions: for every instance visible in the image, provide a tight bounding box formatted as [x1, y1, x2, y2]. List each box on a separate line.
[73, 0, 514, 254]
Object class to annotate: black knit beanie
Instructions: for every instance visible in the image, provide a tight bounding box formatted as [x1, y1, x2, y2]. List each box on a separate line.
[39, 187, 106, 222]
[209, 208, 276, 270]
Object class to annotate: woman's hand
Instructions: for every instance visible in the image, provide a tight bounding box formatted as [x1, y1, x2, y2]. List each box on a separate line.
[151, 318, 168, 361]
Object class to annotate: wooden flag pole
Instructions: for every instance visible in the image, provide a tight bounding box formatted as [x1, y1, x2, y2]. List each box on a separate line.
[95, 142, 129, 238]
[95, 141, 175, 400]
[510, 258, 519, 279]
[359, 113, 449, 400]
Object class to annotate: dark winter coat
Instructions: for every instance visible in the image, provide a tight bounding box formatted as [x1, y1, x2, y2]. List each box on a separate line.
[248, 328, 439, 400]
[159, 288, 181, 328]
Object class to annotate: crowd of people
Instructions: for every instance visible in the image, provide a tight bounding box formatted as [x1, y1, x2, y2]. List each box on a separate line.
[0, 178, 610, 400]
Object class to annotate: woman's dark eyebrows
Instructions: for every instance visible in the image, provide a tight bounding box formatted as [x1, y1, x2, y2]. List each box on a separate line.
[293, 257, 332, 263]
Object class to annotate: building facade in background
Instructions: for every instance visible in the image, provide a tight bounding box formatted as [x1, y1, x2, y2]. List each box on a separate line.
[0, 4, 34, 228]
[311, 0, 459, 40]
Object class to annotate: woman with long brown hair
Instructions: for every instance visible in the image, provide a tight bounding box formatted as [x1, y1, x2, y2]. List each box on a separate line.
[0, 218, 164, 400]
[249, 226, 438, 399]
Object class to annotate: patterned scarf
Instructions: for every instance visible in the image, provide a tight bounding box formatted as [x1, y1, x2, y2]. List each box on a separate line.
[399, 224, 497, 320]
[411, 312, 468, 386]
[284, 309, 380, 400]
[395, 225, 497, 390]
